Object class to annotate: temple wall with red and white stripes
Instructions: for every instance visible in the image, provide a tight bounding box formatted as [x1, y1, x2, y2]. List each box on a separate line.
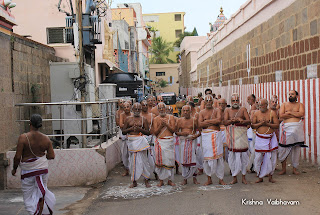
[180, 78, 320, 164]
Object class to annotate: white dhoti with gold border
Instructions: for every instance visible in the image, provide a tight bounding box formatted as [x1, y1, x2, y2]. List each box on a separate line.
[155, 136, 175, 180]
[127, 135, 151, 181]
[201, 129, 224, 179]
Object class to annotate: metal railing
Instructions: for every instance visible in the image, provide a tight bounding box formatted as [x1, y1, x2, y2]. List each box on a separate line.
[14, 98, 134, 149]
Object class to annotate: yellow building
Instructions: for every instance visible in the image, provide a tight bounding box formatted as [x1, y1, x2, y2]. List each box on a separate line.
[150, 64, 179, 95]
[143, 12, 185, 62]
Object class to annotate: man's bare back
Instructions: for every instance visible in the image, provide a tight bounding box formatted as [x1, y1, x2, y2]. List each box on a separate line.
[19, 131, 54, 162]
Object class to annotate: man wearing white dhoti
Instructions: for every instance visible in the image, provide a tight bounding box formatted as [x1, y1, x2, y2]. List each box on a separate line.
[251, 99, 280, 183]
[279, 90, 306, 175]
[153, 103, 177, 187]
[141, 100, 158, 180]
[247, 94, 258, 173]
[199, 95, 226, 186]
[119, 102, 133, 176]
[224, 94, 251, 184]
[12, 114, 56, 215]
[122, 103, 151, 188]
[176, 105, 201, 185]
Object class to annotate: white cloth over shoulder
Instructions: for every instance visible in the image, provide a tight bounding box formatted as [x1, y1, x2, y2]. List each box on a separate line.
[226, 125, 249, 152]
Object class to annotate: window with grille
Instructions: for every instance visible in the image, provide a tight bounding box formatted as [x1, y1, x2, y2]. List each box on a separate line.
[47, 27, 66, 44]
[175, 29, 182, 38]
[156, 72, 165, 76]
[175, 14, 181, 21]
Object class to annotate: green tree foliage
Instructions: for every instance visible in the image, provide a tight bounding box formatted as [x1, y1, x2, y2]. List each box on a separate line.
[157, 79, 168, 88]
[150, 36, 174, 64]
[173, 27, 198, 48]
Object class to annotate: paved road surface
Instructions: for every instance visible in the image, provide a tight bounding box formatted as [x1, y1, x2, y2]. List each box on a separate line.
[71, 160, 320, 215]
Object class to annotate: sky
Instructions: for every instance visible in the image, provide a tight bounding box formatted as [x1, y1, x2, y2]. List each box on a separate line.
[111, 0, 248, 36]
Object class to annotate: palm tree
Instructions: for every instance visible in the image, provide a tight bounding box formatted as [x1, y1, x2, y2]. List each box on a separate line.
[150, 36, 174, 64]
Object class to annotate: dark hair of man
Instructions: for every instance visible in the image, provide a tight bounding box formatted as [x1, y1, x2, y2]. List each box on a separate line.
[30, 114, 42, 129]
[295, 90, 299, 96]
[212, 94, 216, 98]
[251, 94, 256, 101]
[205, 88, 212, 94]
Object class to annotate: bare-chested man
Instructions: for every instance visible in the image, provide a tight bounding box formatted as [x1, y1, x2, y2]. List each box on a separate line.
[278, 90, 306, 175]
[12, 114, 55, 215]
[119, 102, 133, 176]
[147, 96, 156, 113]
[251, 99, 279, 183]
[247, 94, 258, 117]
[272, 95, 280, 110]
[141, 100, 157, 177]
[196, 92, 203, 107]
[270, 96, 281, 141]
[153, 103, 177, 187]
[199, 95, 226, 186]
[247, 94, 258, 173]
[122, 103, 151, 188]
[166, 105, 181, 174]
[200, 89, 213, 110]
[218, 99, 229, 163]
[176, 105, 201, 185]
[270, 96, 279, 117]
[151, 95, 164, 116]
[224, 94, 251, 184]
[116, 99, 125, 127]
[186, 100, 203, 175]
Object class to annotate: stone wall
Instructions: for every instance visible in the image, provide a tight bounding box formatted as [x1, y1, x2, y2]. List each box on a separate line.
[195, 0, 320, 87]
[0, 31, 65, 153]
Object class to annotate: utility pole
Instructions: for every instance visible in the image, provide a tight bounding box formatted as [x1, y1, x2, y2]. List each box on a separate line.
[76, 0, 87, 148]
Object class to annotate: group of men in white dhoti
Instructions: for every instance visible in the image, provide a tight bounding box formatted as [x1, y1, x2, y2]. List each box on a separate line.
[116, 88, 305, 187]
[10, 88, 306, 213]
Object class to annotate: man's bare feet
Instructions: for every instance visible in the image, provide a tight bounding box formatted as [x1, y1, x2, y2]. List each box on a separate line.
[145, 179, 151, 188]
[268, 175, 276, 183]
[122, 169, 129, 177]
[157, 180, 164, 187]
[255, 178, 263, 183]
[181, 179, 188, 185]
[198, 169, 204, 175]
[168, 180, 176, 186]
[279, 161, 286, 175]
[193, 177, 200, 184]
[278, 170, 286, 175]
[219, 179, 226, 185]
[204, 176, 212, 186]
[293, 168, 300, 175]
[129, 181, 137, 188]
[229, 176, 237, 185]
[242, 175, 248, 184]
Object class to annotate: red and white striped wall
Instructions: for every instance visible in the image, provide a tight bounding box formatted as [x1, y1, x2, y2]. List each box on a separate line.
[181, 78, 320, 164]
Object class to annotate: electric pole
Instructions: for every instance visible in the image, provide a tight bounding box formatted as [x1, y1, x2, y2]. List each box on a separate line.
[76, 0, 87, 148]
